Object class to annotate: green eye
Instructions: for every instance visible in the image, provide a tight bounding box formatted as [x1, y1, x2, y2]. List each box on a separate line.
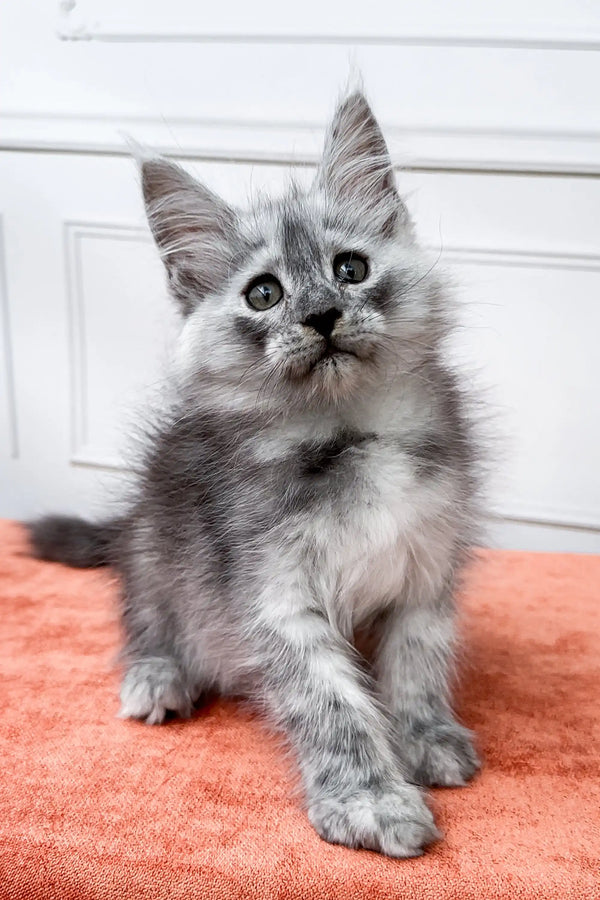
[245, 276, 283, 311]
[333, 252, 368, 284]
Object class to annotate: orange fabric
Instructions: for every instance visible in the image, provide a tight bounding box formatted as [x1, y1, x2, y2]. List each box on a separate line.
[0, 519, 599, 899]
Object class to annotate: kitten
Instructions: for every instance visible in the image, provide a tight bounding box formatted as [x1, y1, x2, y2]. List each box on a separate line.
[29, 92, 481, 858]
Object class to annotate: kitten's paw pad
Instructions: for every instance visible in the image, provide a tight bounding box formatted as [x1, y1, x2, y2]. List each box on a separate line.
[399, 717, 480, 787]
[308, 784, 439, 858]
[119, 657, 192, 725]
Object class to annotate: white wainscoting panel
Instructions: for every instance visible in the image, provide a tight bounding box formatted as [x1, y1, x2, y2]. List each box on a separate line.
[64, 222, 178, 470]
[0, 150, 598, 551]
[443, 250, 600, 530]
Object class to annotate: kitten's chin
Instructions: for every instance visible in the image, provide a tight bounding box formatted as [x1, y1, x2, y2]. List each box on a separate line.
[278, 334, 379, 400]
[314, 354, 363, 398]
[310, 348, 356, 373]
[293, 349, 364, 399]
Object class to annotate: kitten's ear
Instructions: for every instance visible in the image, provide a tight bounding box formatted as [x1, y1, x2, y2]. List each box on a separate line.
[317, 92, 402, 232]
[141, 158, 237, 315]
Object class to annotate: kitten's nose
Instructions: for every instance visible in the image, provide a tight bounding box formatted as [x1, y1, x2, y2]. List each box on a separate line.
[303, 307, 342, 339]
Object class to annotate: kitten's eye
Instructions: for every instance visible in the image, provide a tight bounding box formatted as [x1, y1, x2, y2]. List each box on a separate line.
[333, 252, 368, 284]
[245, 275, 283, 311]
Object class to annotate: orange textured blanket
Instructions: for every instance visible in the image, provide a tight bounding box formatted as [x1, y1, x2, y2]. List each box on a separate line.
[0, 520, 598, 899]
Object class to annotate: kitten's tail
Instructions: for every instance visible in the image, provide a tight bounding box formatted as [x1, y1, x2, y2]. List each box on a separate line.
[26, 515, 122, 568]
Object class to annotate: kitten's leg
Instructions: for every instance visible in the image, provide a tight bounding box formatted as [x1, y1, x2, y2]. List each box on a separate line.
[116, 541, 200, 724]
[119, 576, 199, 725]
[373, 601, 479, 787]
[252, 602, 439, 857]
[118, 655, 194, 725]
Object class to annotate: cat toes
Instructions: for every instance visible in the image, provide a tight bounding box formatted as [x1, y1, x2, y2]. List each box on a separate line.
[396, 716, 480, 787]
[309, 782, 440, 858]
[118, 657, 193, 724]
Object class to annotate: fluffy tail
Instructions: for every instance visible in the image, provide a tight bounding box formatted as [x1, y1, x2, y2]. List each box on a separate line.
[27, 515, 122, 568]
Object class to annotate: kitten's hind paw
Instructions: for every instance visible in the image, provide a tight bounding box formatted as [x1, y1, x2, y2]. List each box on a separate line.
[119, 657, 193, 725]
[308, 783, 440, 858]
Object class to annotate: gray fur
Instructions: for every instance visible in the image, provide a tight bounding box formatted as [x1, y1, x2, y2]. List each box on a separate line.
[29, 91, 482, 857]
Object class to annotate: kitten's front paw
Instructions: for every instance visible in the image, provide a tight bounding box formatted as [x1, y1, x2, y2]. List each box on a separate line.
[308, 784, 439, 858]
[119, 657, 192, 725]
[396, 715, 480, 787]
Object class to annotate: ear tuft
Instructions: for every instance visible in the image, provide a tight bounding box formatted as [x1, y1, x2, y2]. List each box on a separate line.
[140, 158, 237, 315]
[120, 132, 154, 168]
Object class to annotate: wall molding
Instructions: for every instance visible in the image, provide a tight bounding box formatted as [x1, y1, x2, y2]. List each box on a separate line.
[490, 508, 600, 533]
[2, 112, 600, 176]
[58, 34, 600, 52]
[63, 220, 151, 470]
[438, 246, 600, 273]
[0, 217, 19, 459]
[56, 2, 600, 50]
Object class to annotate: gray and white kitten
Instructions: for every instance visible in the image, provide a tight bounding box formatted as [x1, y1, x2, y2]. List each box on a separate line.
[30, 92, 481, 858]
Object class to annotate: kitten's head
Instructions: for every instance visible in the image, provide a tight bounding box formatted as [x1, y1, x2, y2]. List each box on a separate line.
[141, 92, 446, 408]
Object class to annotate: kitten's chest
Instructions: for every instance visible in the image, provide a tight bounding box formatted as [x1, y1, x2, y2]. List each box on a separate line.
[299, 431, 423, 522]
[314, 438, 426, 556]
[298, 437, 453, 629]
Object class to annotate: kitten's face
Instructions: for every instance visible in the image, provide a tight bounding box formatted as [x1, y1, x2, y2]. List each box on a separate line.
[200, 194, 433, 404]
[142, 93, 444, 408]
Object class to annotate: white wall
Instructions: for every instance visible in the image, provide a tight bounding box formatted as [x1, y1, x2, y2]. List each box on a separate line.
[0, 0, 599, 552]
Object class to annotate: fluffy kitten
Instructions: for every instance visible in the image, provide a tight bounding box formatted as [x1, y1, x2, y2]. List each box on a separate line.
[30, 92, 481, 858]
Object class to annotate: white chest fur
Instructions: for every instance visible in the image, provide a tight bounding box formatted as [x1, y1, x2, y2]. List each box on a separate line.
[303, 440, 459, 637]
